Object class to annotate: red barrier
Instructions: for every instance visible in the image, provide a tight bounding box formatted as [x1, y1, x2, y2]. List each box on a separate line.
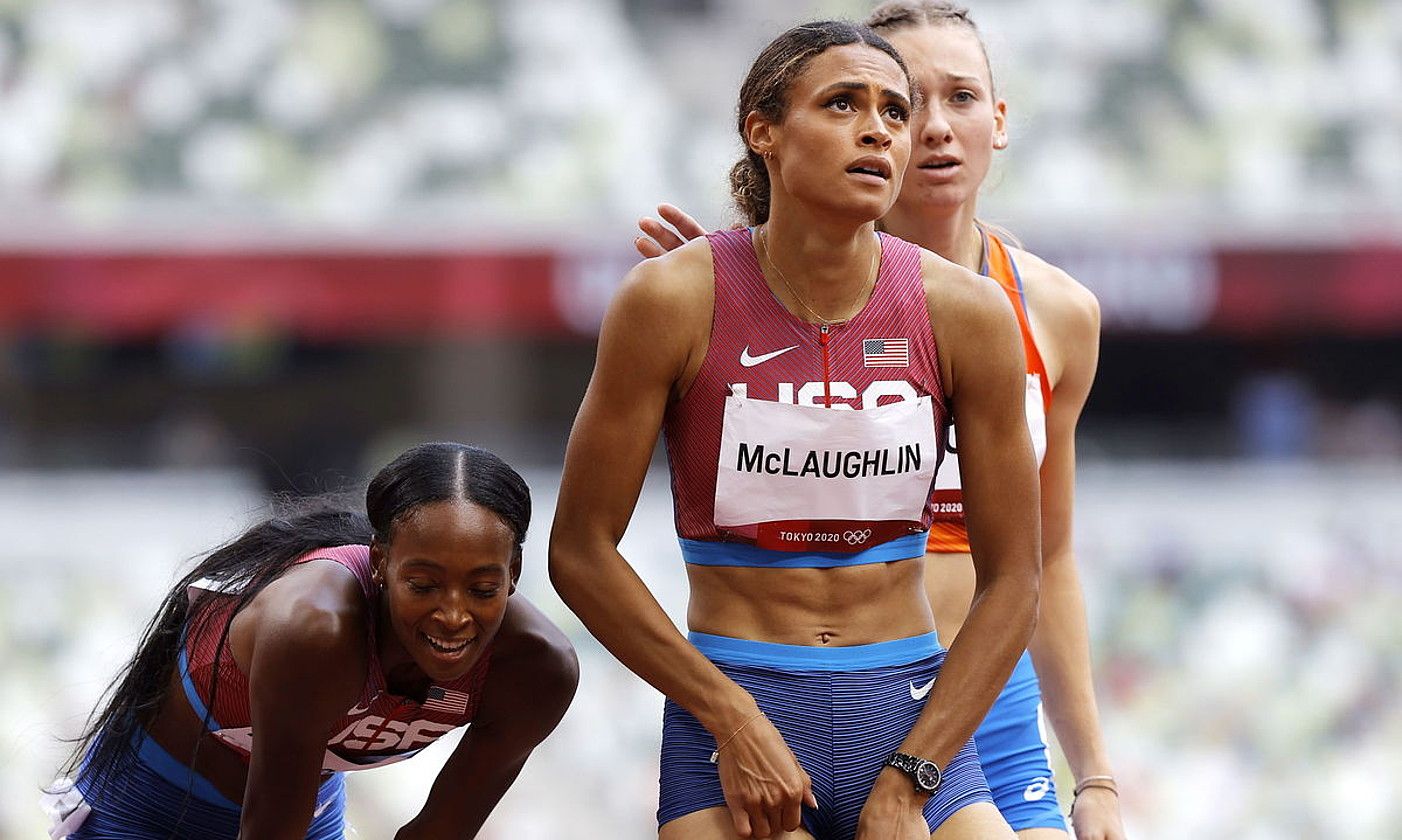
[0, 252, 565, 339]
[0, 245, 1398, 338]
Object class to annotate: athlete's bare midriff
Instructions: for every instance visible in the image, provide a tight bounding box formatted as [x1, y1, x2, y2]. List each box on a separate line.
[685, 556, 936, 646]
[145, 666, 253, 802]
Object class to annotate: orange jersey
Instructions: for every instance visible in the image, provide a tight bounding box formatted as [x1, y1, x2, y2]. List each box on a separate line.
[927, 230, 1051, 554]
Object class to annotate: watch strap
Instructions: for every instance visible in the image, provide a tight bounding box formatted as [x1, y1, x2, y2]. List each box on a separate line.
[885, 751, 941, 794]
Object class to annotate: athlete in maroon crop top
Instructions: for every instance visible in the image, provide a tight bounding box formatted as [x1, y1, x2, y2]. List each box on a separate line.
[633, 8, 1123, 836]
[664, 226, 950, 554]
[56, 443, 578, 840]
[552, 21, 1040, 840]
[180, 544, 494, 772]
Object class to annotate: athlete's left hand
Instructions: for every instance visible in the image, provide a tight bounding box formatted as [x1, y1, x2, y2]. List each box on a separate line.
[854, 770, 930, 840]
[1070, 787, 1127, 840]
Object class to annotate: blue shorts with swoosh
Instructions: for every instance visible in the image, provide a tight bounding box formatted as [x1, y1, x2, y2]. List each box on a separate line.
[975, 651, 1068, 831]
[658, 632, 991, 837]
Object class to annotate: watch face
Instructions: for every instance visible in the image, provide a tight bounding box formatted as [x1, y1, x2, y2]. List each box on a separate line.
[915, 761, 941, 791]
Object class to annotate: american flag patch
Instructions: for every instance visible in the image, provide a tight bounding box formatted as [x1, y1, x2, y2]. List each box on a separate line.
[423, 686, 470, 715]
[863, 337, 909, 367]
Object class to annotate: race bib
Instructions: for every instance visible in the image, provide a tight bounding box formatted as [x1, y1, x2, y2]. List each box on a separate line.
[714, 391, 938, 551]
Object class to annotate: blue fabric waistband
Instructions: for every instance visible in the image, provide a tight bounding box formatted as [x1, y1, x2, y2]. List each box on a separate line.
[78, 727, 347, 836]
[689, 631, 942, 671]
[133, 727, 240, 810]
[680, 531, 927, 568]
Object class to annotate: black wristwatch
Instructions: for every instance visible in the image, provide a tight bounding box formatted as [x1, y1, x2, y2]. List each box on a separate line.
[885, 751, 942, 795]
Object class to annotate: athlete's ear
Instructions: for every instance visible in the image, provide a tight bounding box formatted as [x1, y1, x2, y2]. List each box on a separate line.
[743, 110, 778, 164]
[369, 539, 388, 586]
[509, 550, 522, 595]
[992, 98, 1009, 150]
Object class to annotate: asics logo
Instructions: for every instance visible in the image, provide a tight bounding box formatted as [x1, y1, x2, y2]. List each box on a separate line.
[843, 529, 872, 546]
[1023, 777, 1051, 801]
[909, 677, 935, 701]
[740, 344, 799, 367]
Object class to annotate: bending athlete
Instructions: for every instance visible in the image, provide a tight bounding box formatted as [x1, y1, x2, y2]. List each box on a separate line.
[50, 442, 578, 840]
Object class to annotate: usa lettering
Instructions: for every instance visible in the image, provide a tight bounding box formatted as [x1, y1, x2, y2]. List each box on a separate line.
[731, 379, 918, 408]
[331, 716, 456, 751]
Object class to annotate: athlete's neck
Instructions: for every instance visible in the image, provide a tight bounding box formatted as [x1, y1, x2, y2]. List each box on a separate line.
[758, 210, 881, 321]
[881, 200, 983, 274]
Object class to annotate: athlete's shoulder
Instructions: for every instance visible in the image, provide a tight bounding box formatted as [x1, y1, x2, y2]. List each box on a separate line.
[1006, 245, 1100, 334]
[253, 558, 369, 651]
[917, 246, 1016, 322]
[492, 599, 578, 691]
[609, 235, 715, 324]
[626, 235, 715, 296]
[476, 598, 578, 729]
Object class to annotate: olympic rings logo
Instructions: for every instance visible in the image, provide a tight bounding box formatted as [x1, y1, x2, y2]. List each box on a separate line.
[843, 529, 872, 546]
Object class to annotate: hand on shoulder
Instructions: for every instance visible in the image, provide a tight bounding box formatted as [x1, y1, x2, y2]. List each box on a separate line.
[619, 235, 715, 305]
[602, 236, 717, 400]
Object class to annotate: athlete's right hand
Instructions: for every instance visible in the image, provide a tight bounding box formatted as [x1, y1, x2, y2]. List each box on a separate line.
[714, 712, 817, 838]
[634, 203, 708, 258]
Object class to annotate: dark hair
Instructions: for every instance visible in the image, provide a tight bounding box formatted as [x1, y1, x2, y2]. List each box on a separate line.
[730, 20, 913, 225]
[62, 442, 529, 812]
[367, 442, 531, 564]
[867, 0, 996, 95]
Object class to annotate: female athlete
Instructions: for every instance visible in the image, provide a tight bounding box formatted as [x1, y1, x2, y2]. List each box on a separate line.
[50, 442, 577, 839]
[635, 4, 1126, 837]
[554, 19, 1039, 840]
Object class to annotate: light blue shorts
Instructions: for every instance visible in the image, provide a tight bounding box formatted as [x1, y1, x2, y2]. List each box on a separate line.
[658, 632, 991, 838]
[974, 651, 1067, 831]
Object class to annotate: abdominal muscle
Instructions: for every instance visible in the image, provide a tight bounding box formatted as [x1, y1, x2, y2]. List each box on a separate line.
[686, 557, 936, 646]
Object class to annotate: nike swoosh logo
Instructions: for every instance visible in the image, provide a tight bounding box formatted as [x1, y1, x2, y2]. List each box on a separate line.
[348, 692, 381, 716]
[740, 344, 800, 367]
[909, 677, 935, 701]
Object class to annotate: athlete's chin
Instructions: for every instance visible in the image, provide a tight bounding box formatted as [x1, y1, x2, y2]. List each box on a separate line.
[414, 649, 483, 683]
[901, 183, 974, 213]
[820, 193, 895, 225]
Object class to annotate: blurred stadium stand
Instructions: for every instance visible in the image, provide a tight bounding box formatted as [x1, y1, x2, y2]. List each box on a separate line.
[1, 1, 1398, 838]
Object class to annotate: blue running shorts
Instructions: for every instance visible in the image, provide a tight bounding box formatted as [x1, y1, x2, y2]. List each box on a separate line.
[974, 651, 1067, 831]
[659, 631, 991, 838]
[70, 728, 345, 839]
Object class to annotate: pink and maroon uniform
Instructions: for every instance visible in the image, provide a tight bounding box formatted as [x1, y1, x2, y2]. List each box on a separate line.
[663, 227, 949, 566]
[179, 544, 491, 772]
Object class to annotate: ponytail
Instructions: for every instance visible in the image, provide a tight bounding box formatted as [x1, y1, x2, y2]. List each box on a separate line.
[62, 502, 372, 795]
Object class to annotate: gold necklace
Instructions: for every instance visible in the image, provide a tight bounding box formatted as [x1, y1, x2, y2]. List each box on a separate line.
[757, 226, 879, 326]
